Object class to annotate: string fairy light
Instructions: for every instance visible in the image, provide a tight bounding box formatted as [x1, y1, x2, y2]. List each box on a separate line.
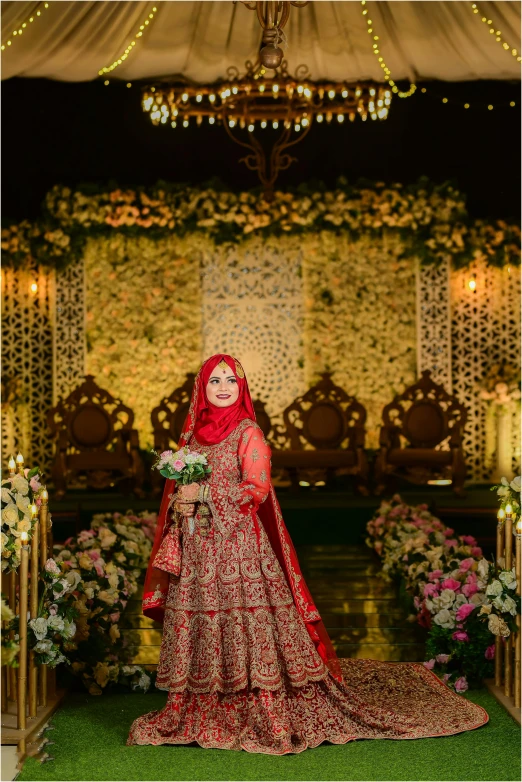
[470, 3, 521, 62]
[98, 5, 158, 76]
[360, 0, 416, 98]
[419, 85, 517, 112]
[1, 2, 50, 52]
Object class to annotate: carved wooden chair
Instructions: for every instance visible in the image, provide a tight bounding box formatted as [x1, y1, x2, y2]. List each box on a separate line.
[375, 370, 468, 496]
[270, 373, 369, 492]
[47, 375, 145, 500]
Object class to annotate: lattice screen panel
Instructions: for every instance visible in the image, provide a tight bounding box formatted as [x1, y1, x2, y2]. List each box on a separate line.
[201, 237, 305, 416]
[53, 258, 86, 403]
[1, 265, 54, 477]
[416, 259, 452, 391]
[451, 261, 521, 484]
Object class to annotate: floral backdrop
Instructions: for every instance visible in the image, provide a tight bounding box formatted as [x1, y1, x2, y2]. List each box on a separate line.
[302, 231, 416, 448]
[84, 235, 203, 446]
[1, 179, 519, 472]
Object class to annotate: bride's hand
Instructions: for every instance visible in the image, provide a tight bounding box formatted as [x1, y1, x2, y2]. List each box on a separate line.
[177, 483, 200, 503]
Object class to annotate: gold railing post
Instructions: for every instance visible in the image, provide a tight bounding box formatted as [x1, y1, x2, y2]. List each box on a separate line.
[38, 490, 49, 708]
[17, 534, 29, 730]
[504, 507, 514, 698]
[8, 569, 17, 701]
[495, 510, 505, 687]
[28, 507, 40, 719]
[515, 519, 521, 708]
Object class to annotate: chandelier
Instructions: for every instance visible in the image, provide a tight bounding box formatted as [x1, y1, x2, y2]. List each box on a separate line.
[141, 2, 393, 193]
[142, 66, 392, 192]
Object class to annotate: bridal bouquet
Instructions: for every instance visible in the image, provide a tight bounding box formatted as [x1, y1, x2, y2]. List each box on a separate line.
[152, 447, 212, 575]
[152, 447, 212, 484]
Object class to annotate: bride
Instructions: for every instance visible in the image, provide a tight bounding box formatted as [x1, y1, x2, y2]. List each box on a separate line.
[128, 354, 488, 754]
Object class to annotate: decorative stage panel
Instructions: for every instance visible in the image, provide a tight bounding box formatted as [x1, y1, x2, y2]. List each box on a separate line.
[201, 236, 305, 416]
[451, 260, 521, 484]
[1, 264, 54, 476]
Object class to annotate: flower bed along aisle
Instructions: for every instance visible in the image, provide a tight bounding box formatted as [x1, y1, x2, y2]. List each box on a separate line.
[366, 493, 521, 692]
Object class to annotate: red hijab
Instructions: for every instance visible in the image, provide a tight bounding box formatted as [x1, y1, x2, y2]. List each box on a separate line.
[142, 353, 343, 682]
[191, 354, 255, 446]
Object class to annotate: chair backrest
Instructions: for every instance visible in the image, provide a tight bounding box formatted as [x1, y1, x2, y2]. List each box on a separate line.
[151, 373, 196, 448]
[381, 370, 468, 448]
[253, 398, 272, 439]
[279, 373, 366, 450]
[47, 375, 136, 452]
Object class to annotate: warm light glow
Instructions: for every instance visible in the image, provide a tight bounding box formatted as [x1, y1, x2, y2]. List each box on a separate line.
[427, 479, 452, 485]
[31, 503, 38, 518]
[16, 452, 24, 466]
[506, 504, 513, 515]
[21, 531, 28, 543]
[498, 508, 506, 520]
[299, 481, 310, 487]
[516, 519, 522, 533]
[8, 455, 16, 473]
[468, 279, 477, 291]
[30, 282, 38, 293]
[41, 489, 49, 502]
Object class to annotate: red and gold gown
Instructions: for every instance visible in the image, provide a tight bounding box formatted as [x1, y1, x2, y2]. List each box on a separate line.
[128, 419, 488, 754]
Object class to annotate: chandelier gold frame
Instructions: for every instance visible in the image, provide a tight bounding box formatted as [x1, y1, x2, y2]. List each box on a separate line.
[142, 61, 392, 193]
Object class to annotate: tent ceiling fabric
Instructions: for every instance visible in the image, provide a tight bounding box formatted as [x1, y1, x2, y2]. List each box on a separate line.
[1, 1, 521, 83]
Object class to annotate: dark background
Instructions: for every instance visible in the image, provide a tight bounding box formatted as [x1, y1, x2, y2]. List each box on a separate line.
[1, 76, 520, 221]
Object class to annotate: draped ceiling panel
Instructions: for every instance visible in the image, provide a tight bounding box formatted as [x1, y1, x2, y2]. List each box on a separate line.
[1, 1, 520, 83]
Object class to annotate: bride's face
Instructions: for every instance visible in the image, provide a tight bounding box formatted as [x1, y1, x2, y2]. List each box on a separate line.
[206, 361, 240, 408]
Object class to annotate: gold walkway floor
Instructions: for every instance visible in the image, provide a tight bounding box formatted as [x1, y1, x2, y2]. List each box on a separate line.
[122, 545, 426, 668]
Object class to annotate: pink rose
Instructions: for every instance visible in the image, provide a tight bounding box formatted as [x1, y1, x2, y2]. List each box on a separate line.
[441, 578, 461, 592]
[458, 558, 475, 573]
[452, 630, 469, 642]
[423, 583, 439, 597]
[442, 673, 451, 683]
[485, 644, 495, 660]
[78, 529, 95, 542]
[94, 561, 105, 578]
[461, 535, 476, 546]
[48, 603, 58, 616]
[423, 659, 435, 669]
[64, 537, 74, 546]
[173, 459, 185, 472]
[88, 550, 100, 561]
[30, 476, 41, 492]
[428, 570, 443, 582]
[454, 676, 468, 692]
[435, 653, 450, 664]
[461, 583, 478, 598]
[45, 558, 60, 576]
[444, 539, 458, 549]
[465, 571, 478, 584]
[471, 547, 483, 558]
[444, 528, 455, 537]
[413, 595, 421, 609]
[455, 603, 475, 622]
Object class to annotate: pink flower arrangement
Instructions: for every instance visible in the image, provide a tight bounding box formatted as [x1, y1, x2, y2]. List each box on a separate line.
[485, 644, 495, 660]
[452, 630, 470, 642]
[454, 677, 469, 693]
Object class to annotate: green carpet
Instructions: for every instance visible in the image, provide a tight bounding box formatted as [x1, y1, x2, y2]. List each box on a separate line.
[19, 689, 520, 781]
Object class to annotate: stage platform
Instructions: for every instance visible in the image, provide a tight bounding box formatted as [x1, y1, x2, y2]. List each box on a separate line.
[49, 486, 498, 556]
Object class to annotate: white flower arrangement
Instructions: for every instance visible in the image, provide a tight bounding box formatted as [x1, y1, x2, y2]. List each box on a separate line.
[491, 475, 521, 516]
[480, 363, 521, 409]
[1, 467, 46, 573]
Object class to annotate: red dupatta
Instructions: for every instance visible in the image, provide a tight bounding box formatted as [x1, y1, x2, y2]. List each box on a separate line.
[142, 354, 343, 682]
